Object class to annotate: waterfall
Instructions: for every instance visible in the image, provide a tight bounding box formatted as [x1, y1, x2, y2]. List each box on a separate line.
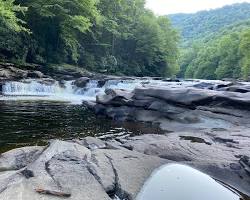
[0, 79, 145, 103]
[2, 80, 75, 96]
[0, 78, 194, 104]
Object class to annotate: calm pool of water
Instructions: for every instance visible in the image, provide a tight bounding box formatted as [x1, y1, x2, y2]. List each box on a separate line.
[0, 101, 163, 153]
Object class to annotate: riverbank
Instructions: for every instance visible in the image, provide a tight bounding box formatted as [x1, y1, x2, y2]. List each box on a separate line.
[0, 62, 250, 199]
[0, 137, 249, 200]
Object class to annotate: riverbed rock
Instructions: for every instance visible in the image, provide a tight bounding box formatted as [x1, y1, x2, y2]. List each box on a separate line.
[73, 77, 90, 88]
[92, 87, 250, 130]
[27, 71, 44, 78]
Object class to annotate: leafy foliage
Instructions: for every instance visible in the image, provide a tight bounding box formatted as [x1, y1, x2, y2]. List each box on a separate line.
[0, 0, 179, 77]
[173, 3, 250, 80]
[169, 3, 250, 46]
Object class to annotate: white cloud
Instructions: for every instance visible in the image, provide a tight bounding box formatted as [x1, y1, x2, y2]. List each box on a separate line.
[145, 0, 250, 15]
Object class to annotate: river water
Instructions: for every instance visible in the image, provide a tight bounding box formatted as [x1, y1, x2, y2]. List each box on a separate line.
[0, 78, 242, 153]
[0, 79, 166, 152]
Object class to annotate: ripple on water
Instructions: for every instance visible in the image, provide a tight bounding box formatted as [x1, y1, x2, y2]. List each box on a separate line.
[136, 164, 248, 200]
[0, 101, 164, 153]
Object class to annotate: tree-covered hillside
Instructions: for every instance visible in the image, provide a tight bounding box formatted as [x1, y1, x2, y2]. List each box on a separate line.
[0, 0, 179, 77]
[171, 3, 250, 80]
[169, 3, 250, 46]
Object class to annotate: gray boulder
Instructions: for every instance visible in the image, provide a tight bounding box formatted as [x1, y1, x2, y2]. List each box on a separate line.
[73, 77, 90, 88]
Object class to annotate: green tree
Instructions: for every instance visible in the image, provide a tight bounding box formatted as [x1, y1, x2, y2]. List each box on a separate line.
[16, 0, 100, 64]
[239, 29, 250, 79]
[215, 33, 241, 79]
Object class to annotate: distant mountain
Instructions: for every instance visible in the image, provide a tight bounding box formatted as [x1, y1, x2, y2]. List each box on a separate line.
[169, 3, 250, 45]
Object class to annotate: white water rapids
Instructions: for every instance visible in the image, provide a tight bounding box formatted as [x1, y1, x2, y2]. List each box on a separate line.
[0, 79, 146, 104]
[0, 78, 232, 104]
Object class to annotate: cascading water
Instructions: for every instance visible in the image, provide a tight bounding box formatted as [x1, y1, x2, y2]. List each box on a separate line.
[0, 79, 147, 104]
[0, 78, 205, 104]
[3, 80, 71, 96]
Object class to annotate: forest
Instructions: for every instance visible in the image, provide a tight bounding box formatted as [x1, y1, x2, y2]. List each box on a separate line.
[1, 1, 250, 79]
[171, 3, 250, 80]
[0, 0, 179, 77]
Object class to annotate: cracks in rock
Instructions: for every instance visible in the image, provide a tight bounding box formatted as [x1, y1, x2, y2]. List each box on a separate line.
[44, 161, 63, 190]
[197, 106, 244, 118]
[239, 156, 250, 176]
[85, 156, 104, 191]
[90, 153, 100, 167]
[105, 154, 131, 200]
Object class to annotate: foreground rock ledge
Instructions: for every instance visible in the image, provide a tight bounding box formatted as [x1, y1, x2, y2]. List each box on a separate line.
[0, 136, 249, 200]
[0, 139, 167, 200]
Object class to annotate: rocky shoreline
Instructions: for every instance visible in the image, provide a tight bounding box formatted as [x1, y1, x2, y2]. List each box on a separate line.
[84, 82, 250, 197]
[1, 62, 250, 199]
[0, 135, 249, 199]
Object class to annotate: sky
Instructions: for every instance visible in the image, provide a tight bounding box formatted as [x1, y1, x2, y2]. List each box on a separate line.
[145, 0, 250, 15]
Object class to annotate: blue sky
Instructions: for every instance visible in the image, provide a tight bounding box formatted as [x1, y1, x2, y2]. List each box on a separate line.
[145, 0, 250, 15]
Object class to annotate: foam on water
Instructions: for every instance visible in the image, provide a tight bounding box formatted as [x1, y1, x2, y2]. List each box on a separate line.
[1, 78, 230, 104]
[0, 79, 146, 104]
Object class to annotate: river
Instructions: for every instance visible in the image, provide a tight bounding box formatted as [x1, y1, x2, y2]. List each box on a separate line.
[0, 79, 167, 152]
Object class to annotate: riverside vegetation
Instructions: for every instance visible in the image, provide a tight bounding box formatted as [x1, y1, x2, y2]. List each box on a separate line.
[0, 0, 179, 77]
[170, 3, 250, 80]
[1, 1, 250, 79]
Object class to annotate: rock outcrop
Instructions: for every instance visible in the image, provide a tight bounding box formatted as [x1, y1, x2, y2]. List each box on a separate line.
[0, 135, 249, 200]
[91, 86, 250, 132]
[0, 139, 167, 200]
[81, 84, 250, 197]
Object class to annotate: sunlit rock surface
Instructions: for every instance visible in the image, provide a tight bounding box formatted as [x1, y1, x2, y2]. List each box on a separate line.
[136, 164, 242, 200]
[0, 137, 249, 200]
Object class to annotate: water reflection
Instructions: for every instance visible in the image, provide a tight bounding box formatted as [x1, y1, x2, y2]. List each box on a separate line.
[136, 164, 245, 200]
[0, 101, 163, 153]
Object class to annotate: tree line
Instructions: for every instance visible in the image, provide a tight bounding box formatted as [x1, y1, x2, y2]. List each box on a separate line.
[173, 3, 250, 80]
[169, 3, 250, 47]
[0, 0, 179, 77]
[179, 23, 250, 80]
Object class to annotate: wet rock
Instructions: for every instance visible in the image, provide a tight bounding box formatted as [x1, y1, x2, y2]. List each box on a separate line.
[0, 82, 3, 94]
[97, 80, 106, 87]
[193, 82, 214, 89]
[73, 77, 90, 88]
[27, 71, 44, 78]
[37, 78, 56, 85]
